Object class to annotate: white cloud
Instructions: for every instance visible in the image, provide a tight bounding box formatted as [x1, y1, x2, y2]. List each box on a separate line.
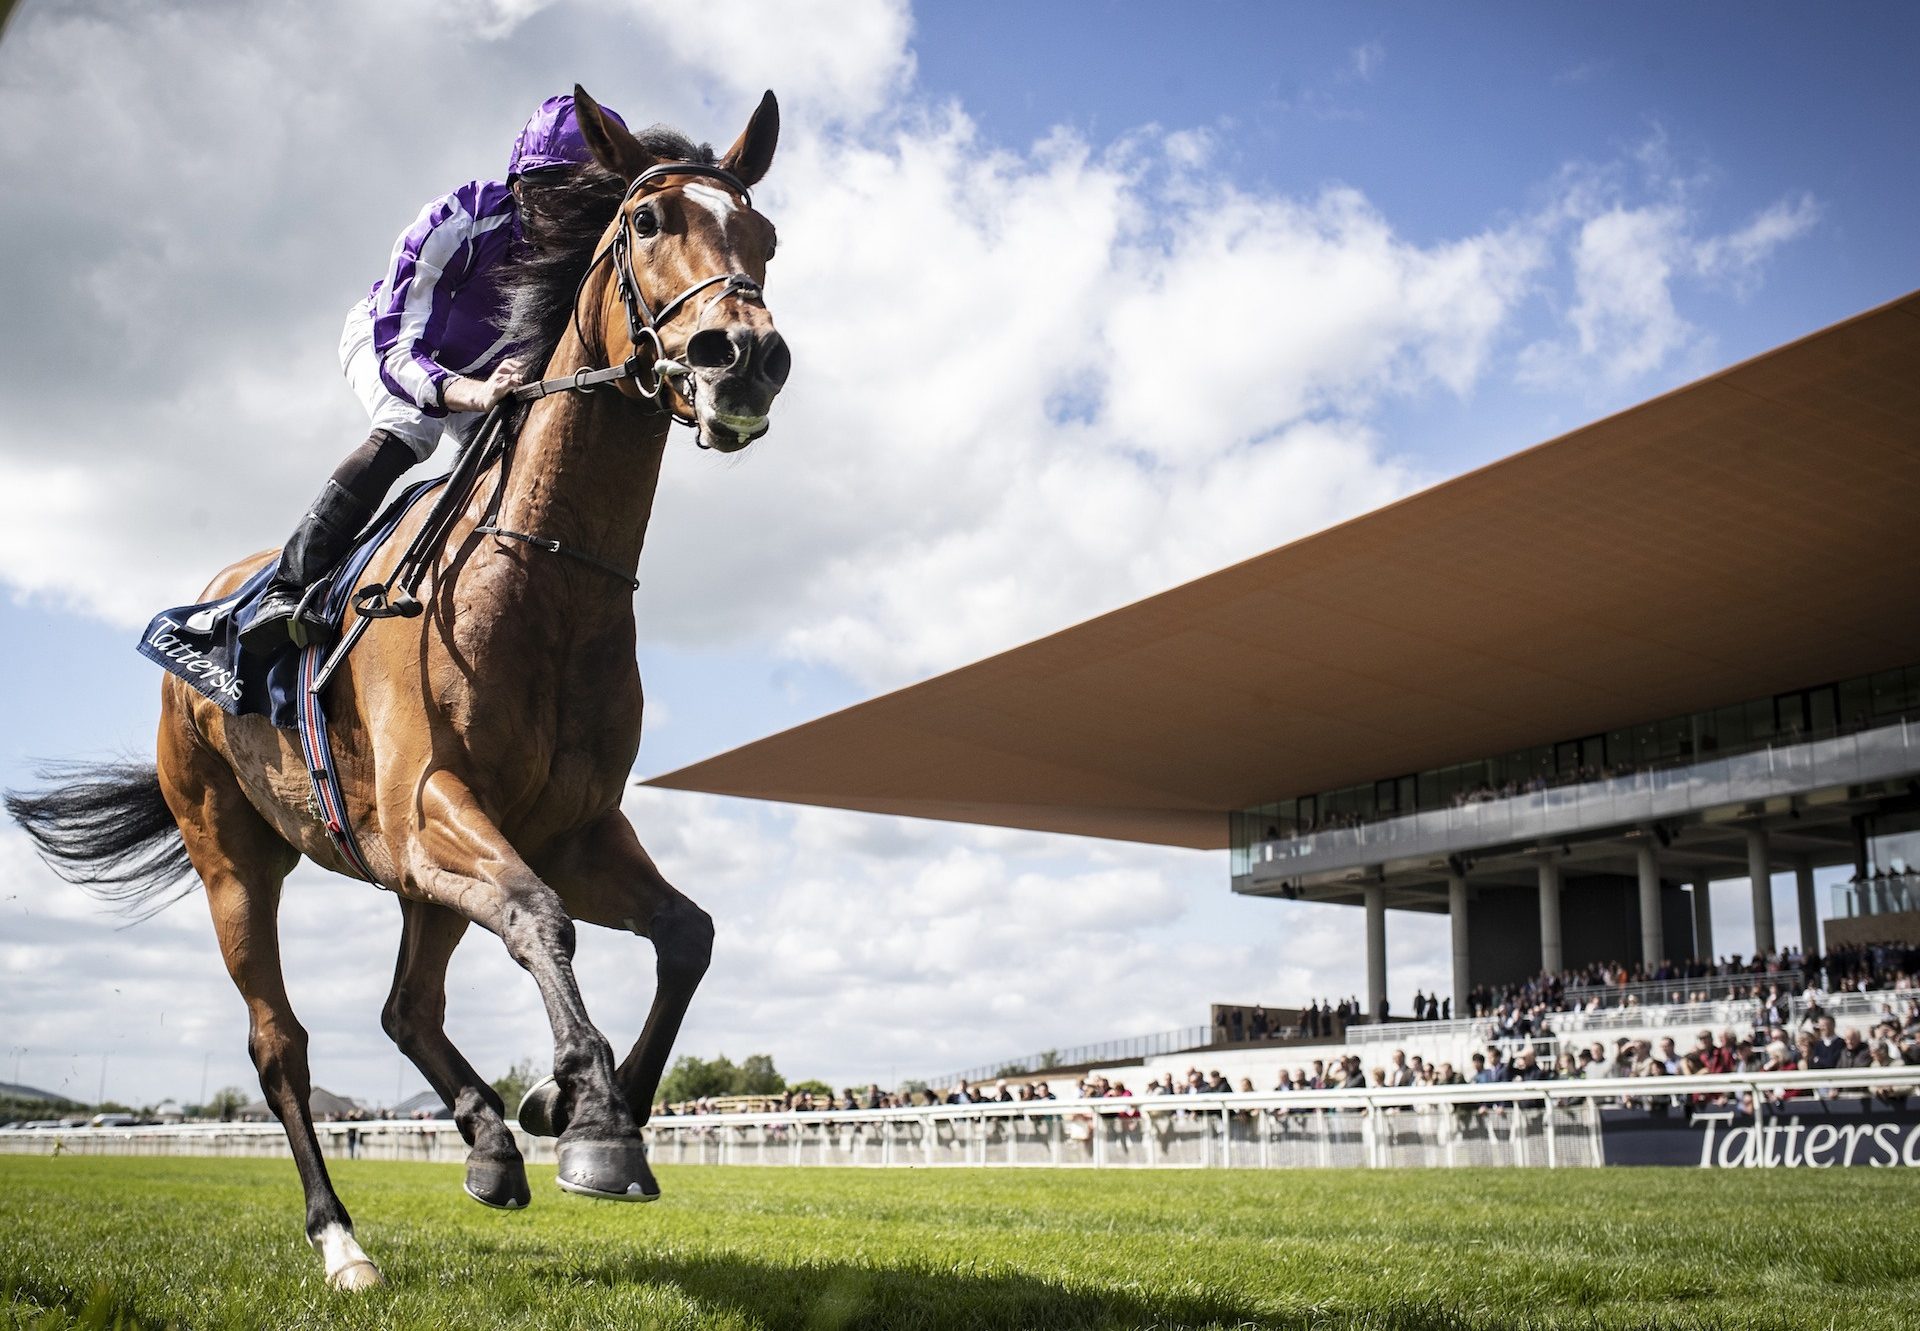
[1694, 192, 1821, 294]
[1518, 148, 1819, 389]
[1348, 41, 1385, 82]
[1558, 202, 1695, 382]
[642, 0, 915, 120]
[637, 114, 1547, 687]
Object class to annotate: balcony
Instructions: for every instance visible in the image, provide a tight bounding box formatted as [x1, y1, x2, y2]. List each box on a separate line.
[1239, 719, 1920, 886]
[1832, 871, 1920, 920]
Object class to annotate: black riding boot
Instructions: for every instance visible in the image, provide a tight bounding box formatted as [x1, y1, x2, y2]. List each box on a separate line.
[237, 431, 419, 653]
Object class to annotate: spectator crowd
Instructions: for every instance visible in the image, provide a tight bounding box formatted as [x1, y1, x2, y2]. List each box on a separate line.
[653, 943, 1920, 1118]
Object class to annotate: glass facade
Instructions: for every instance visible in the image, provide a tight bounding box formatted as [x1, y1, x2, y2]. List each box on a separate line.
[1230, 664, 1920, 877]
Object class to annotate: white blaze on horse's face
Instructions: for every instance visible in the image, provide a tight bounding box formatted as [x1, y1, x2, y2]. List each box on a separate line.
[661, 184, 788, 454]
[679, 182, 739, 228]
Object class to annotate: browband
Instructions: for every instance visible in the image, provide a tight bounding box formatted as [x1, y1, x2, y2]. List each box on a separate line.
[625, 161, 753, 210]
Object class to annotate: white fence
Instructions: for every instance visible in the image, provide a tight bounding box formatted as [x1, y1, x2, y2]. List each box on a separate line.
[1243, 718, 1920, 881]
[5, 1068, 1913, 1170]
[1345, 987, 1919, 1051]
[0, 1119, 559, 1164]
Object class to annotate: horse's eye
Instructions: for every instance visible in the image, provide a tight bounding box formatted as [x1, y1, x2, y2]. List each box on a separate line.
[630, 207, 658, 238]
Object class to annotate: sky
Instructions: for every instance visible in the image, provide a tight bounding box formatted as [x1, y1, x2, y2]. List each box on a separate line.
[1, 0, 1915, 1109]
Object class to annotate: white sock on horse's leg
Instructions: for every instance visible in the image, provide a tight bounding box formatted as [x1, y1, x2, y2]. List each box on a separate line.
[311, 1222, 383, 1291]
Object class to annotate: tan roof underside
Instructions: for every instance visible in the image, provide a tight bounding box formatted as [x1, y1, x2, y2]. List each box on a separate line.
[646, 292, 1920, 850]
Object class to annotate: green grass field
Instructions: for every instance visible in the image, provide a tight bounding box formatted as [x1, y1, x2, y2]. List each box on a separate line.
[3, 1156, 1916, 1330]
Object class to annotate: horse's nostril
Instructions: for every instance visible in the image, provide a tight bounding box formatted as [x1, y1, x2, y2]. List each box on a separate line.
[685, 328, 737, 371]
[759, 332, 792, 388]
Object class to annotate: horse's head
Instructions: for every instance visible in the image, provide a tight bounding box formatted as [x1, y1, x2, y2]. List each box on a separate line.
[572, 85, 788, 453]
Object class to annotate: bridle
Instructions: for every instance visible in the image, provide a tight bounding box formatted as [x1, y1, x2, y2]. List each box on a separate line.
[513, 160, 765, 445]
[334, 161, 775, 668]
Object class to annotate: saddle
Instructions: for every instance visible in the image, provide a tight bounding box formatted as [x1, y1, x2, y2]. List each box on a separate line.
[136, 473, 449, 729]
[136, 411, 516, 881]
[136, 407, 516, 727]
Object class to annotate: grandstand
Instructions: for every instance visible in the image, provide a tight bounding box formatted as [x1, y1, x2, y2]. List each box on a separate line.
[651, 291, 1920, 1053]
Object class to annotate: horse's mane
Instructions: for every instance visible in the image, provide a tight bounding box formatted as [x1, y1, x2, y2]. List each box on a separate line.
[496, 126, 718, 383]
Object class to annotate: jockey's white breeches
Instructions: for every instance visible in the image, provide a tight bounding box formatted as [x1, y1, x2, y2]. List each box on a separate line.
[339, 301, 486, 462]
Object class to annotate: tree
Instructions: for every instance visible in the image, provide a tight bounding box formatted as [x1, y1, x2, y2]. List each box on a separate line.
[206, 1086, 247, 1122]
[786, 1078, 832, 1098]
[657, 1052, 792, 1106]
[490, 1058, 544, 1111]
[994, 1062, 1030, 1078]
[736, 1053, 785, 1095]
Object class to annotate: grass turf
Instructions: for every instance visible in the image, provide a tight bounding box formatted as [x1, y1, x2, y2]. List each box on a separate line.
[2, 1156, 1915, 1330]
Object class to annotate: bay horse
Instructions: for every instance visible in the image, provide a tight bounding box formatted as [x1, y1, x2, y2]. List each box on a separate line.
[4, 87, 786, 1289]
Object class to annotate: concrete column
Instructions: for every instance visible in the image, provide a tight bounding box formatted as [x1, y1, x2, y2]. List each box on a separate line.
[1537, 857, 1563, 974]
[1448, 873, 1470, 1017]
[1692, 875, 1715, 963]
[1747, 826, 1776, 957]
[1636, 842, 1664, 968]
[1364, 883, 1387, 1021]
[1795, 857, 1820, 961]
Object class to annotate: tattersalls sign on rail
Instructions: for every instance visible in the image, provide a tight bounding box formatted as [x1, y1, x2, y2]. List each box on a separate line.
[1599, 1104, 1920, 1168]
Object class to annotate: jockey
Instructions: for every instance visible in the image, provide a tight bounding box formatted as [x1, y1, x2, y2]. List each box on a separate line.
[238, 94, 628, 652]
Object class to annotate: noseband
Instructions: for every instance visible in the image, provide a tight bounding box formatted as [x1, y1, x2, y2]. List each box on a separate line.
[515, 161, 765, 446]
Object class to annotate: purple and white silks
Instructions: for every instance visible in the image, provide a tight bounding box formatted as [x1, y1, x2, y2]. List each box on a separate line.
[365, 179, 519, 417]
[358, 95, 627, 435]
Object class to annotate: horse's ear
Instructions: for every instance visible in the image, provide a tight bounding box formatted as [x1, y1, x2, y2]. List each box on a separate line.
[720, 90, 779, 187]
[573, 84, 653, 180]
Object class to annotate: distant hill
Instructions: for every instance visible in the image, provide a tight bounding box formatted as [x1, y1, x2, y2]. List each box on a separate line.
[0, 1081, 79, 1108]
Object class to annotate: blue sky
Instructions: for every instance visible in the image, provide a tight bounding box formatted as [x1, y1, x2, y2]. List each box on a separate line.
[1, 0, 1914, 1106]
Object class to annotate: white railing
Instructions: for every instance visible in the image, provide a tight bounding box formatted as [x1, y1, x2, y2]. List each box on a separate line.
[6, 1068, 1912, 1170]
[1553, 987, 1917, 1037]
[0, 1118, 558, 1163]
[1344, 987, 1920, 1051]
[1554, 971, 1803, 1010]
[1243, 718, 1920, 881]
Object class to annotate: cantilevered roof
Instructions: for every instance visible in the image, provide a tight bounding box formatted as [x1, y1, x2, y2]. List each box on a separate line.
[647, 292, 1920, 849]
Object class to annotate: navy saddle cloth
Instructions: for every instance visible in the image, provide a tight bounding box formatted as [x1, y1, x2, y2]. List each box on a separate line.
[137, 476, 445, 728]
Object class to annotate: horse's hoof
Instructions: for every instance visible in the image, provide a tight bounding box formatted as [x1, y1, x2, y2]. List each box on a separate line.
[312, 1223, 383, 1291]
[556, 1138, 658, 1202]
[516, 1075, 567, 1138]
[464, 1152, 531, 1210]
[327, 1259, 385, 1292]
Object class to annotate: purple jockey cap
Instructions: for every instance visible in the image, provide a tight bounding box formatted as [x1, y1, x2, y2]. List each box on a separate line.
[508, 95, 628, 178]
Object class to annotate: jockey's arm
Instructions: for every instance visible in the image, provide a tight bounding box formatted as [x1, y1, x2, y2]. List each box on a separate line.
[371, 184, 527, 417]
[440, 359, 528, 414]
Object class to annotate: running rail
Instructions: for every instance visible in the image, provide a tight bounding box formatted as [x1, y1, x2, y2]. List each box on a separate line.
[7, 1068, 1915, 1170]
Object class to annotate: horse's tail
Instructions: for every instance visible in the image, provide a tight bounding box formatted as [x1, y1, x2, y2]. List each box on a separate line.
[4, 761, 198, 921]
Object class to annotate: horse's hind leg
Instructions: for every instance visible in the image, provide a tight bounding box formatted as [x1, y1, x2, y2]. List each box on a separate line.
[157, 719, 381, 1290]
[382, 898, 529, 1208]
[539, 811, 713, 1128]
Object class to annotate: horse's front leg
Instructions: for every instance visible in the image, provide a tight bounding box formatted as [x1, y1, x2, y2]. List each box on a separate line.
[538, 810, 713, 1127]
[405, 773, 652, 1200]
